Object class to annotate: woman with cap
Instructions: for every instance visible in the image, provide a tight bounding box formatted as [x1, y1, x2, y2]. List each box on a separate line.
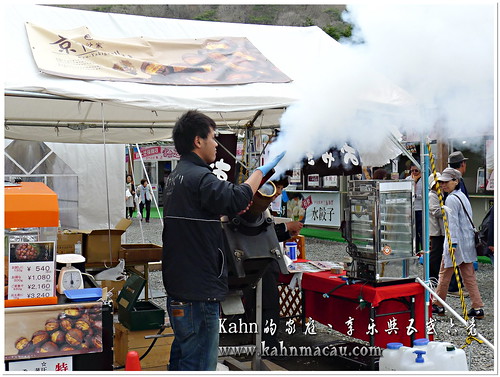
[428, 172, 445, 286]
[432, 168, 484, 319]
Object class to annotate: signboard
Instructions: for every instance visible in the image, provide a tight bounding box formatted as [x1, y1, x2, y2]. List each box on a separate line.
[126, 146, 180, 162]
[323, 175, 338, 188]
[8, 241, 56, 300]
[285, 191, 341, 227]
[307, 174, 320, 187]
[5, 303, 103, 361]
[8, 356, 73, 371]
[25, 23, 291, 86]
[486, 139, 494, 191]
[302, 143, 362, 184]
[212, 133, 238, 183]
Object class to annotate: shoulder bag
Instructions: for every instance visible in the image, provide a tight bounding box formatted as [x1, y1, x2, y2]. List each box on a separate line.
[452, 194, 489, 256]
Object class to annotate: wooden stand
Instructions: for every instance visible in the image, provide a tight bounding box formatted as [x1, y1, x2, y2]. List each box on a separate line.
[114, 322, 174, 371]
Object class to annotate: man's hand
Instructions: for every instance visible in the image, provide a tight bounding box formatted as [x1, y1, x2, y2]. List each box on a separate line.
[286, 221, 304, 236]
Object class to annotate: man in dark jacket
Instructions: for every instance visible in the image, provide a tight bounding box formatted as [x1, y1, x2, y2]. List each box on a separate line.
[448, 151, 469, 197]
[162, 110, 285, 371]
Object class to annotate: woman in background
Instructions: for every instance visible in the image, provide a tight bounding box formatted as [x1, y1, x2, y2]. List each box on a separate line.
[125, 174, 136, 219]
[136, 178, 153, 222]
[432, 168, 484, 319]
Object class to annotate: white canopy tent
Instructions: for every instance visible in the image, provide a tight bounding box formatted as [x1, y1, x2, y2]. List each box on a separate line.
[5, 4, 413, 144]
[4, 5, 414, 229]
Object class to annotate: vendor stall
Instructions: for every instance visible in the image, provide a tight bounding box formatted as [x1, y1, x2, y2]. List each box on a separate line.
[4, 182, 113, 372]
[280, 269, 429, 349]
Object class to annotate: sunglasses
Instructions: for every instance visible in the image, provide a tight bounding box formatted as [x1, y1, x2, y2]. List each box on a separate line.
[410, 169, 420, 173]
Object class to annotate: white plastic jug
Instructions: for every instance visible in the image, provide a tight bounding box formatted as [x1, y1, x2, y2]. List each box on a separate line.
[430, 342, 468, 371]
[378, 342, 403, 371]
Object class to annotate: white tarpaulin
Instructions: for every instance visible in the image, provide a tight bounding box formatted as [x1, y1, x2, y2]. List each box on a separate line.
[5, 4, 414, 146]
[46, 143, 124, 230]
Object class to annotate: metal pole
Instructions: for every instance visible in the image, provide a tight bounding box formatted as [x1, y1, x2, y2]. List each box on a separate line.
[251, 278, 263, 371]
[421, 140, 430, 334]
[415, 277, 494, 350]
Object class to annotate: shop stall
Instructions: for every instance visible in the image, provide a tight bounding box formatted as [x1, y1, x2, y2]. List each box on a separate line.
[4, 182, 113, 371]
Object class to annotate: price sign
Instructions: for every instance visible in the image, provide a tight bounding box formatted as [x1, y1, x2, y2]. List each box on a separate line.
[8, 241, 56, 300]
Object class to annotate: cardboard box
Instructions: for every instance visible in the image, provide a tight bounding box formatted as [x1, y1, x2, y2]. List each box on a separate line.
[119, 243, 162, 264]
[99, 279, 126, 311]
[56, 232, 83, 254]
[114, 322, 173, 369]
[78, 218, 132, 264]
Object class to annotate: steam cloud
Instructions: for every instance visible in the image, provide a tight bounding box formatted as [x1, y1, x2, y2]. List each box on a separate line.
[270, 4, 494, 176]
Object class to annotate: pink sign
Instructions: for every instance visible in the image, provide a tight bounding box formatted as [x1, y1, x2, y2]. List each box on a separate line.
[302, 195, 313, 210]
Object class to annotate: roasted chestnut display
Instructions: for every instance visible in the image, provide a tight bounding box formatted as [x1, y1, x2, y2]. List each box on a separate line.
[59, 318, 73, 331]
[63, 307, 82, 318]
[14, 243, 40, 261]
[31, 330, 49, 346]
[75, 319, 91, 332]
[14, 305, 103, 356]
[39, 341, 58, 353]
[15, 337, 34, 354]
[65, 328, 84, 347]
[50, 330, 66, 345]
[44, 318, 59, 332]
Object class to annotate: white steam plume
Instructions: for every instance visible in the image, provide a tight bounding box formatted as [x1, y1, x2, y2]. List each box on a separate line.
[270, 4, 495, 176]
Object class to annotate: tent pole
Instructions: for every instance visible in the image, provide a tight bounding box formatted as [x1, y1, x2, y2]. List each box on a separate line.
[421, 138, 430, 335]
[101, 103, 115, 268]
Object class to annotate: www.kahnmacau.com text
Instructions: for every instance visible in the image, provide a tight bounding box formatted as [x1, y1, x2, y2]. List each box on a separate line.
[219, 341, 382, 358]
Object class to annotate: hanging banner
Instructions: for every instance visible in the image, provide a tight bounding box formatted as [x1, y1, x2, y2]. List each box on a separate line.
[25, 23, 291, 86]
[212, 133, 238, 183]
[302, 143, 362, 181]
[128, 146, 180, 162]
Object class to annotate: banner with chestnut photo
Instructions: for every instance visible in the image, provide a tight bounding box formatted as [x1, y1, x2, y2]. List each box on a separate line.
[5, 303, 103, 360]
[25, 23, 291, 86]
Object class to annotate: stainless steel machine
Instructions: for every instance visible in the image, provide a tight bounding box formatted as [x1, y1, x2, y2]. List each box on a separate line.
[342, 180, 419, 285]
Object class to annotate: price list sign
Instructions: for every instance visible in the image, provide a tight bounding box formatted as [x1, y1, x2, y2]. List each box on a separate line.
[8, 241, 56, 300]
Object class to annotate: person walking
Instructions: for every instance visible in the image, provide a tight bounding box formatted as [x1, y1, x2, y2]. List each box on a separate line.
[406, 163, 423, 252]
[137, 178, 153, 222]
[432, 168, 484, 319]
[161, 110, 285, 371]
[428, 173, 445, 286]
[125, 174, 136, 219]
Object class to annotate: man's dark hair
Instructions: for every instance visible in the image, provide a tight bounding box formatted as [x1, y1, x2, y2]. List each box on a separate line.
[449, 161, 462, 169]
[373, 168, 388, 180]
[173, 110, 217, 155]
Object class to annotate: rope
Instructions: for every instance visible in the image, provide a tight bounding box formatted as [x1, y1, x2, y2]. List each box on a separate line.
[427, 141, 472, 343]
